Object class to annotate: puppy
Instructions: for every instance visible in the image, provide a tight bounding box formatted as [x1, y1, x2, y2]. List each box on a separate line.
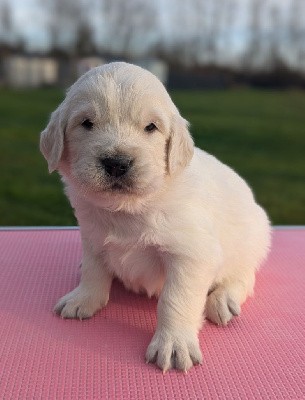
[40, 62, 271, 372]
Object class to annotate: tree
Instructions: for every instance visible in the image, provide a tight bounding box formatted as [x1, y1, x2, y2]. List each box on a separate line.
[101, 0, 159, 59]
[204, 0, 224, 65]
[0, 0, 13, 84]
[267, 5, 282, 70]
[45, 0, 96, 56]
[288, 0, 305, 70]
[0, 0, 13, 45]
[241, 0, 265, 71]
[74, 17, 96, 56]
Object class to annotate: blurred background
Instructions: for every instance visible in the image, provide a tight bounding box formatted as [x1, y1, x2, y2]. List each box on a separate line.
[0, 0, 304, 226]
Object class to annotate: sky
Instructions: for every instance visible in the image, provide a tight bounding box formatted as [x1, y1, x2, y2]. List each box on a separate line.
[5, 0, 48, 49]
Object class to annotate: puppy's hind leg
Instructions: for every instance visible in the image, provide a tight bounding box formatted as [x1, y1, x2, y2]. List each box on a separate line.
[205, 268, 256, 326]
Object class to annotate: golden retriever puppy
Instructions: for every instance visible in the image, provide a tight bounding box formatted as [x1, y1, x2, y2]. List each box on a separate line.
[40, 62, 270, 372]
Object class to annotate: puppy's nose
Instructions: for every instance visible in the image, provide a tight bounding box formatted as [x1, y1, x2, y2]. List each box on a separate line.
[100, 156, 132, 178]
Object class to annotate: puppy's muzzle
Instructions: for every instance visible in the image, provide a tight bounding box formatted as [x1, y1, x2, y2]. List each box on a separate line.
[100, 156, 133, 178]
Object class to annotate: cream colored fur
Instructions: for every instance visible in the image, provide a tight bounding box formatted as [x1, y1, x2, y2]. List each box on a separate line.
[40, 62, 271, 372]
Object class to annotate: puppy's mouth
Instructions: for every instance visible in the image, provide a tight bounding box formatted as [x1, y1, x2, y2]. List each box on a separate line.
[103, 175, 137, 194]
[109, 181, 131, 192]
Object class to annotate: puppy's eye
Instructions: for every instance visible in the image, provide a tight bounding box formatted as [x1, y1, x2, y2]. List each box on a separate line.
[81, 119, 93, 130]
[144, 123, 157, 133]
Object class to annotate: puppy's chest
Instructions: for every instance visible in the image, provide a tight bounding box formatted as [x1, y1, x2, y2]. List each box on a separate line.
[101, 219, 165, 297]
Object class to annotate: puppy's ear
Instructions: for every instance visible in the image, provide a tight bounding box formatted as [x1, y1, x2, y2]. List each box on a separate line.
[40, 104, 66, 173]
[167, 114, 194, 175]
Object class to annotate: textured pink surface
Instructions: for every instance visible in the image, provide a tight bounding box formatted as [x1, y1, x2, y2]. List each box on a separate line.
[0, 228, 304, 399]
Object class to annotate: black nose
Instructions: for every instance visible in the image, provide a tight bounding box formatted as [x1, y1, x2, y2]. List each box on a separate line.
[100, 156, 132, 178]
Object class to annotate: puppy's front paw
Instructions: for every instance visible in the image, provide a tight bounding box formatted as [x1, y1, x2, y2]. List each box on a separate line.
[146, 329, 202, 372]
[206, 287, 241, 326]
[54, 285, 109, 320]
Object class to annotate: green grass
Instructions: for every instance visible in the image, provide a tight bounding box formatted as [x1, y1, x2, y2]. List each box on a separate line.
[0, 88, 75, 225]
[0, 87, 304, 226]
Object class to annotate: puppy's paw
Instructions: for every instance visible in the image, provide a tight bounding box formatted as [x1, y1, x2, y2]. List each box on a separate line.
[54, 285, 108, 320]
[206, 287, 241, 326]
[145, 329, 202, 372]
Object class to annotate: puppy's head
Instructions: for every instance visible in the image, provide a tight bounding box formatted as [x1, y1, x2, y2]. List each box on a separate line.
[40, 62, 194, 207]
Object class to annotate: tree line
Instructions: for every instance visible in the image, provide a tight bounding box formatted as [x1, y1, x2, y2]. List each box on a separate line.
[1, 0, 305, 75]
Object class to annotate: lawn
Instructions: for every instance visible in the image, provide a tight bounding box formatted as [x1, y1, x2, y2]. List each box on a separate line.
[0, 87, 304, 226]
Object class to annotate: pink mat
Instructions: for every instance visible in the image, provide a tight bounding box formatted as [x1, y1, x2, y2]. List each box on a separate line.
[0, 228, 304, 399]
